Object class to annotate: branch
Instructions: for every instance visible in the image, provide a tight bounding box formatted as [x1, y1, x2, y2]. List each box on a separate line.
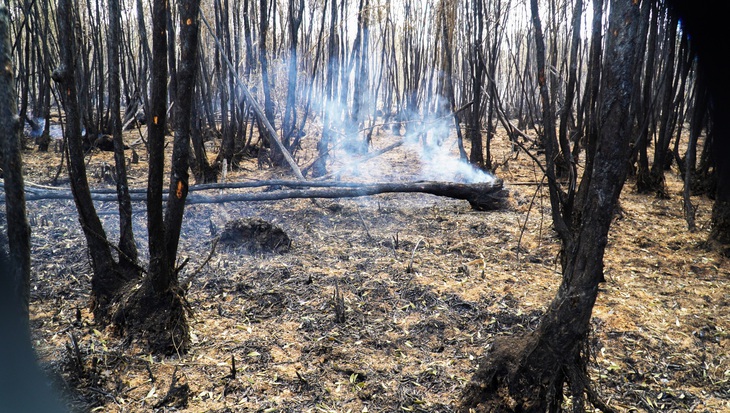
[10, 180, 507, 211]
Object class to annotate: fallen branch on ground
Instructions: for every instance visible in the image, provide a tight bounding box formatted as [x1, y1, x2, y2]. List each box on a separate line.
[8, 179, 508, 211]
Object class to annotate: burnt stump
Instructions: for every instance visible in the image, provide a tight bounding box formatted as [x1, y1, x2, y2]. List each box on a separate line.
[218, 218, 291, 254]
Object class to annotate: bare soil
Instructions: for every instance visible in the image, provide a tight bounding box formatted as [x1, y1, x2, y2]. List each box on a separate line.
[21, 125, 730, 412]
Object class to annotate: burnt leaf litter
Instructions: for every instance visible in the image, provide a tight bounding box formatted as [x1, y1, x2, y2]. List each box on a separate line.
[15, 127, 730, 412]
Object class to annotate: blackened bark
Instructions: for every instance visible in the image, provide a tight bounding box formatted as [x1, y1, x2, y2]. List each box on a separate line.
[165, 0, 201, 269]
[437, 1, 466, 161]
[530, 0, 571, 241]
[483, 0, 505, 172]
[119, 0, 191, 354]
[711, 90, 730, 242]
[136, 0, 152, 123]
[282, 0, 304, 150]
[167, 5, 178, 126]
[460, 1, 641, 410]
[147, 0, 171, 294]
[109, 0, 139, 275]
[242, 0, 255, 78]
[0, 5, 32, 333]
[1, 13, 67, 409]
[467, 0, 484, 167]
[191, 103, 218, 184]
[557, 0, 582, 177]
[259, 0, 275, 126]
[648, 13, 678, 196]
[312, 0, 339, 177]
[54, 0, 124, 321]
[683, 72, 707, 231]
[666, 1, 730, 246]
[635, 2, 659, 191]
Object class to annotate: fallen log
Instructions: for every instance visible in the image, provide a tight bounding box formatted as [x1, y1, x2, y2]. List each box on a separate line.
[11, 179, 509, 211]
[186, 180, 508, 211]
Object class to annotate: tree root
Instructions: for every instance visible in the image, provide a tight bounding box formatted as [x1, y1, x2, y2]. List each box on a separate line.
[111, 279, 191, 355]
[460, 331, 615, 413]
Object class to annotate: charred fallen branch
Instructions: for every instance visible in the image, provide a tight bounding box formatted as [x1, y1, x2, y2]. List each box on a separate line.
[186, 180, 509, 211]
[10, 179, 508, 211]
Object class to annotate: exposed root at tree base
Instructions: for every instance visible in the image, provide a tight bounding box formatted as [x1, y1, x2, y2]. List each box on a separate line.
[460, 332, 613, 413]
[111, 280, 191, 355]
[711, 200, 730, 244]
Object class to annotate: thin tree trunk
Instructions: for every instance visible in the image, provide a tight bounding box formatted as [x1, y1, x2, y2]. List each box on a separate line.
[683, 70, 707, 231]
[109, 0, 139, 275]
[147, 0, 171, 294]
[53, 0, 123, 322]
[165, 0, 201, 267]
[282, 0, 304, 150]
[648, 12, 678, 196]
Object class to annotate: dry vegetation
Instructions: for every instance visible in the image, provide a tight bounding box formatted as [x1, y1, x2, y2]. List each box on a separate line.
[22, 124, 729, 412]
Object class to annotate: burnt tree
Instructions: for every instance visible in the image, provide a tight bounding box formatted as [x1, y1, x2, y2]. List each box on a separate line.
[53, 0, 132, 323]
[460, 0, 642, 411]
[1, 3, 32, 337]
[109, 0, 139, 276]
[120, 0, 201, 353]
[0, 9, 67, 411]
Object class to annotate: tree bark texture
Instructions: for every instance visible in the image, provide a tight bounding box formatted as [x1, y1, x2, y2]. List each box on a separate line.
[0, 4, 32, 335]
[108, 0, 139, 275]
[54, 0, 124, 322]
[165, 0, 202, 271]
[460, 1, 641, 411]
[147, 0, 171, 294]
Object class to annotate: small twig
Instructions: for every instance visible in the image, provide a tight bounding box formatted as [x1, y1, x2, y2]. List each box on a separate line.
[182, 236, 220, 291]
[145, 360, 156, 383]
[516, 175, 546, 262]
[355, 204, 372, 240]
[333, 278, 345, 323]
[407, 238, 424, 273]
[230, 354, 236, 380]
[66, 333, 84, 378]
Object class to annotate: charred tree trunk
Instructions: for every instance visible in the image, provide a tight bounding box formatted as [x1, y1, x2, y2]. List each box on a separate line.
[530, 0, 571, 236]
[683, 70, 707, 231]
[136, 0, 152, 125]
[635, 2, 659, 191]
[436, 0, 466, 161]
[1, 5, 32, 334]
[282, 0, 304, 152]
[191, 102, 218, 184]
[109, 0, 139, 276]
[120, 0, 191, 354]
[167, 4, 178, 127]
[666, 0, 730, 246]
[483, 0, 506, 172]
[460, 1, 641, 411]
[647, 12, 678, 197]
[1, 8, 65, 398]
[467, 0, 485, 168]
[259, 0, 275, 127]
[53, 0, 127, 322]
[574, 0, 603, 163]
[165, 0, 201, 269]
[557, 0, 582, 173]
[312, 0, 339, 177]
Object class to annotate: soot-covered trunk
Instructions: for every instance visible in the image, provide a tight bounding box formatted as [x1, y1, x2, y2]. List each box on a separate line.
[460, 1, 641, 411]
